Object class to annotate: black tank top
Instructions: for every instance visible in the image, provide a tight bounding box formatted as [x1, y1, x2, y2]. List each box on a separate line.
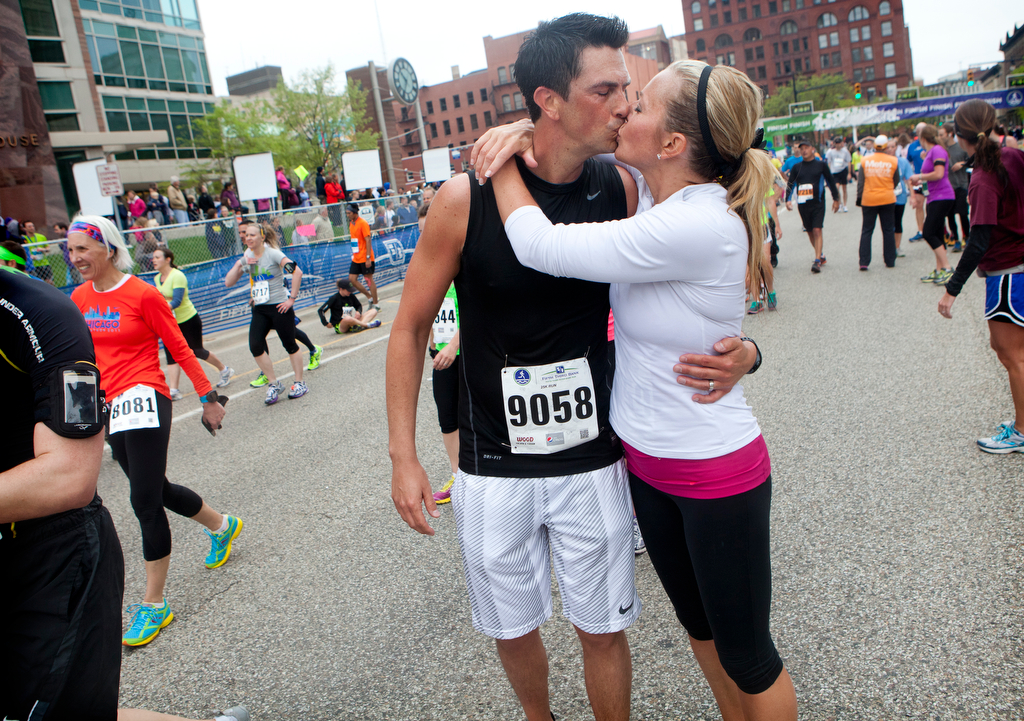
[456, 157, 627, 477]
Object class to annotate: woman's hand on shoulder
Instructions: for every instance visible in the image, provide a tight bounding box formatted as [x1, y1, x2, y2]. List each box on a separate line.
[470, 119, 537, 185]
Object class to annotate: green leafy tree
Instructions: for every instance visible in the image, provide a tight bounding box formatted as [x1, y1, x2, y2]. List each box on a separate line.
[763, 72, 863, 118]
[269, 64, 380, 174]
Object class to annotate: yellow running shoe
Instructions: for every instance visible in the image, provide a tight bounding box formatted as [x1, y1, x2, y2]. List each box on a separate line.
[433, 474, 455, 504]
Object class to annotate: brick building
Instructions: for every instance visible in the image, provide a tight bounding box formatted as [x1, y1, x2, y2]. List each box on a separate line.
[348, 27, 659, 190]
[681, 0, 914, 102]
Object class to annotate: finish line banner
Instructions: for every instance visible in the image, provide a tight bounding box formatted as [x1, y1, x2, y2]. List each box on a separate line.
[763, 88, 1024, 137]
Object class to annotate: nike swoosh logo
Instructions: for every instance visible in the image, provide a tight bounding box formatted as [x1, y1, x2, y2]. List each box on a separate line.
[618, 601, 634, 614]
[587, 191, 601, 201]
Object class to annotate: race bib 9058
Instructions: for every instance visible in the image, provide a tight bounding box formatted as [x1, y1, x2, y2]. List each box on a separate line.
[500, 357, 599, 455]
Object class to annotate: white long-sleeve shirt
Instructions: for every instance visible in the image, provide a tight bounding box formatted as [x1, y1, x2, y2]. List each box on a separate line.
[503, 179, 761, 459]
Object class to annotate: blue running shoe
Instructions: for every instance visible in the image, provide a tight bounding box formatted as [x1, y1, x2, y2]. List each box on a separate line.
[122, 600, 173, 646]
[205, 515, 243, 568]
[977, 423, 1024, 454]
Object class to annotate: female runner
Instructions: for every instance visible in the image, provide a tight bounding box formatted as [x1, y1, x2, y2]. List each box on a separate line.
[152, 247, 233, 400]
[909, 124, 955, 284]
[68, 215, 242, 647]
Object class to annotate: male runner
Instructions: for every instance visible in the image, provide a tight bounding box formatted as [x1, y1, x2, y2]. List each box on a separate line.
[346, 204, 379, 309]
[387, 14, 758, 721]
[786, 137, 840, 273]
[907, 122, 927, 241]
[825, 136, 851, 211]
[317, 279, 381, 333]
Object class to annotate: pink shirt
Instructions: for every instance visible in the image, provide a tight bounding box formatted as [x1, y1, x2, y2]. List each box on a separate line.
[623, 435, 771, 499]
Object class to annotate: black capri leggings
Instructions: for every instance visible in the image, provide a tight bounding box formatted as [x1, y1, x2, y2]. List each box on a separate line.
[429, 348, 459, 434]
[893, 202, 906, 235]
[629, 473, 784, 695]
[249, 304, 299, 356]
[107, 392, 203, 561]
[922, 199, 956, 250]
[164, 312, 211, 365]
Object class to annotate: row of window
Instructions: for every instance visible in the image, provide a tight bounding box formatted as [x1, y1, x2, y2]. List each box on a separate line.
[101, 95, 214, 160]
[410, 112, 496, 143]
[83, 19, 212, 95]
[772, 58, 898, 79]
[692, 0, 891, 19]
[38, 81, 80, 132]
[422, 88, 490, 116]
[78, 0, 202, 31]
[700, 19, 893, 54]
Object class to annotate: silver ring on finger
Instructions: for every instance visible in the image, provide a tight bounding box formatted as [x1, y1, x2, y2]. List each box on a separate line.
[708, 380, 715, 393]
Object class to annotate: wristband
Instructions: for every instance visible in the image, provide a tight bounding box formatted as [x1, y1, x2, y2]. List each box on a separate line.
[739, 337, 762, 374]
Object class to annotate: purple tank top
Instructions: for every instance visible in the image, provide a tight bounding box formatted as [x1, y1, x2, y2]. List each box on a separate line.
[923, 145, 954, 201]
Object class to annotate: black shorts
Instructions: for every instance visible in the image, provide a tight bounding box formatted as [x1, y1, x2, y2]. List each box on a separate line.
[349, 261, 375, 276]
[833, 167, 849, 184]
[797, 202, 826, 229]
[164, 312, 210, 365]
[429, 348, 460, 434]
[0, 497, 124, 721]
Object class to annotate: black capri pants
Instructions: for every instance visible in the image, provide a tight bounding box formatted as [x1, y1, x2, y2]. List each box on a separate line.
[922, 199, 956, 250]
[107, 392, 203, 561]
[164, 312, 211, 365]
[629, 473, 784, 695]
[249, 303, 299, 356]
[429, 348, 459, 434]
[893, 202, 906, 234]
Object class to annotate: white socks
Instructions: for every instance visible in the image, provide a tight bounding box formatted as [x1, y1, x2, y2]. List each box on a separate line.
[214, 515, 229, 534]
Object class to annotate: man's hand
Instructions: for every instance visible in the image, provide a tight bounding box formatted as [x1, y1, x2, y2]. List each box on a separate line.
[470, 119, 537, 184]
[201, 399, 227, 436]
[433, 344, 458, 370]
[953, 161, 966, 172]
[673, 336, 758, 404]
[786, 201, 794, 211]
[276, 298, 294, 314]
[832, 200, 840, 213]
[391, 459, 439, 535]
[938, 292, 956, 319]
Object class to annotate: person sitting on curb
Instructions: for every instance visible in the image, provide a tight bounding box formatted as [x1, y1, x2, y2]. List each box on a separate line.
[317, 280, 382, 334]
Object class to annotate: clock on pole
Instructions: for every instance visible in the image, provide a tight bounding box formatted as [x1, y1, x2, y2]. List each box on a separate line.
[388, 58, 419, 105]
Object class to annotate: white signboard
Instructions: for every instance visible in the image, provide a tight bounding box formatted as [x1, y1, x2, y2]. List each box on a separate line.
[95, 163, 123, 197]
[233, 152, 277, 202]
[72, 159, 115, 217]
[342, 149, 383, 191]
[422, 147, 453, 184]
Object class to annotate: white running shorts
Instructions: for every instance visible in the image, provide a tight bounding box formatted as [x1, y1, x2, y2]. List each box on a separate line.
[451, 459, 641, 640]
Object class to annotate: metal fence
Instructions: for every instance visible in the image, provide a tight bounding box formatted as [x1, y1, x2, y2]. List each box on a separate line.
[23, 195, 423, 334]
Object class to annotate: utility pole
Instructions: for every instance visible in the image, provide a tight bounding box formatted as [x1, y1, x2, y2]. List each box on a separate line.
[368, 60, 397, 192]
[792, 75, 799, 103]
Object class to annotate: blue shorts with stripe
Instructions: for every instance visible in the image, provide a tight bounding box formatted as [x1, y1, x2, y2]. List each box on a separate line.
[985, 272, 1024, 327]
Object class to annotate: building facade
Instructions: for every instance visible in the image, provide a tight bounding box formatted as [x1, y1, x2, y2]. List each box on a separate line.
[681, 0, 914, 102]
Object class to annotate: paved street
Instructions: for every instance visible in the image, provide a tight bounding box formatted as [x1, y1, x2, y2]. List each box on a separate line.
[111, 200, 1023, 720]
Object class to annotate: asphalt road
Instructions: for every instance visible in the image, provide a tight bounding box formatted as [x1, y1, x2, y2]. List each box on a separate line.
[111, 200, 1024, 720]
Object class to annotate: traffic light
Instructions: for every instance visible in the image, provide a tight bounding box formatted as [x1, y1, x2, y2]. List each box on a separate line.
[967, 69, 975, 87]
[854, 82, 862, 99]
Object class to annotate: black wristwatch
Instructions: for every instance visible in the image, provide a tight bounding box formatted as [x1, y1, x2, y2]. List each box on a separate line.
[202, 390, 220, 404]
[739, 337, 762, 374]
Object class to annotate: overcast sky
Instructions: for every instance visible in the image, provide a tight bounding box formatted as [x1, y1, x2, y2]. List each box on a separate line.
[198, 0, 1021, 96]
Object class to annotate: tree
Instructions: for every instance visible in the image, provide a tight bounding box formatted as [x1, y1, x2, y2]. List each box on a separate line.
[763, 72, 863, 118]
[269, 64, 380, 174]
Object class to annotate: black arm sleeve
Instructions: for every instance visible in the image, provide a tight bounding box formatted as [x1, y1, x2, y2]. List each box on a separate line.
[785, 166, 798, 202]
[317, 297, 332, 326]
[944, 225, 993, 297]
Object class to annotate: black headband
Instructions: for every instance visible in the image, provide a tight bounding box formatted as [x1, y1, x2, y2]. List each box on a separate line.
[696, 65, 766, 178]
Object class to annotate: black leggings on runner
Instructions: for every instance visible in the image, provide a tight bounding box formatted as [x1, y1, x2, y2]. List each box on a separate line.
[429, 349, 459, 433]
[894, 202, 906, 235]
[107, 392, 203, 561]
[164, 313, 211, 365]
[258, 327, 315, 356]
[923, 199, 956, 251]
[629, 473, 784, 695]
[249, 304, 299, 356]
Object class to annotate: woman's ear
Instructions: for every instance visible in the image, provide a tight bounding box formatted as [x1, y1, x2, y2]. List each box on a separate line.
[660, 132, 688, 160]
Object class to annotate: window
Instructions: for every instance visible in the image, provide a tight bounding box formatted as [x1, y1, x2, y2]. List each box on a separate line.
[848, 5, 869, 20]
[817, 11, 838, 26]
[775, 62, 782, 75]
[724, 10, 732, 22]
[861, 25, 870, 40]
[480, 88, 487, 101]
[20, 0, 59, 37]
[820, 53, 830, 67]
[453, 94, 460, 108]
[697, 38, 707, 51]
[739, 7, 747, 20]
[773, 42, 779, 56]
[497, 66, 508, 84]
[694, 18, 704, 30]
[867, 86, 877, 100]
[439, 97, 447, 111]
[797, 0, 805, 7]
[729, 51, 736, 65]
[879, 0, 891, 14]
[832, 51, 841, 65]
[782, 40, 789, 53]
[470, 113, 478, 130]
[803, 36, 809, 50]
[850, 27, 860, 42]
[781, 0, 790, 10]
[84, 22, 213, 95]
[426, 100, 433, 114]
[746, 48, 754, 62]
[784, 60, 791, 73]
[794, 58, 802, 71]
[711, 14, 719, 26]
[753, 3, 761, 16]
[865, 66, 875, 79]
[715, 33, 734, 47]
[887, 82, 897, 98]
[819, 33, 828, 48]
[757, 45, 765, 59]
[852, 47, 861, 62]
[39, 81, 78, 132]
[467, 90, 475, 105]
[483, 110, 493, 127]
[429, 122, 437, 138]
[881, 20, 892, 36]
[510, 63, 516, 82]
[502, 94, 512, 112]
[853, 68, 862, 82]
[882, 41, 894, 57]
[29, 39, 65, 63]
[885, 62, 895, 77]
[513, 92, 524, 110]
[759, 65, 767, 79]
[692, 0, 701, 12]
[456, 116, 464, 133]
[863, 45, 873, 60]
[830, 31, 839, 46]
[780, 20, 798, 34]
[768, 0, 777, 12]
[744, 27, 762, 41]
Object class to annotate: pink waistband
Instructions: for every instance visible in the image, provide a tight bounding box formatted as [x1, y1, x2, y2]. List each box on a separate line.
[623, 435, 771, 499]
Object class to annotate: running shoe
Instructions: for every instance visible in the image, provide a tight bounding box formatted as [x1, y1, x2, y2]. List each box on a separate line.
[747, 300, 765, 314]
[348, 325, 366, 334]
[952, 240, 963, 253]
[433, 473, 455, 504]
[819, 255, 827, 265]
[367, 319, 382, 328]
[306, 345, 324, 371]
[811, 259, 822, 274]
[920, 270, 941, 283]
[766, 291, 778, 311]
[122, 599, 173, 646]
[933, 268, 954, 285]
[909, 232, 924, 242]
[216, 366, 234, 388]
[219, 708, 250, 721]
[287, 380, 308, 399]
[841, 204, 848, 213]
[633, 517, 646, 556]
[859, 265, 869, 271]
[896, 249, 906, 258]
[265, 382, 282, 405]
[205, 515, 243, 569]
[371, 303, 381, 311]
[977, 422, 1024, 454]
[169, 388, 183, 401]
[250, 372, 269, 388]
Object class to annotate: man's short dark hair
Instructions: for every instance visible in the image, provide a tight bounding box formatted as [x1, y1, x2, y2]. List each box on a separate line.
[516, 13, 629, 122]
[54, 222, 69, 230]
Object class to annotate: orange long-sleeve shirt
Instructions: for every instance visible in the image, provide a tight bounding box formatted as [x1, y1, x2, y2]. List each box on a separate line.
[72, 274, 212, 401]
